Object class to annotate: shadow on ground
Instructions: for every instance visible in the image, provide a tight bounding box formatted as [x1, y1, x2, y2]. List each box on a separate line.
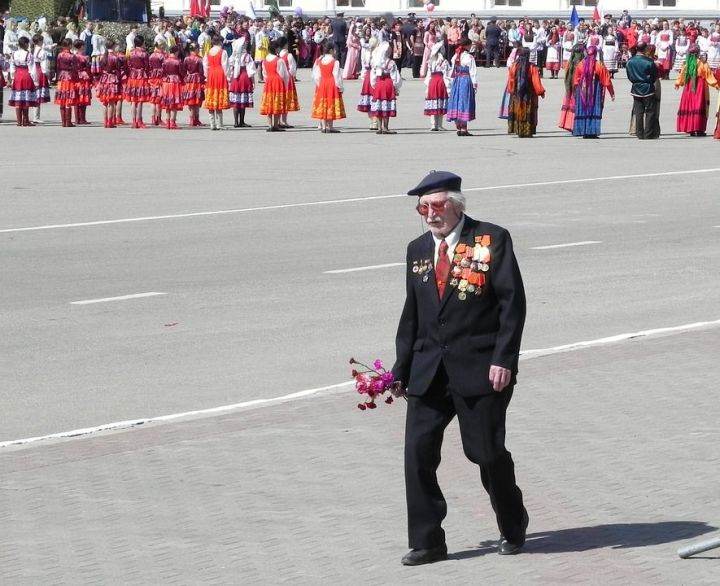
[449, 521, 718, 560]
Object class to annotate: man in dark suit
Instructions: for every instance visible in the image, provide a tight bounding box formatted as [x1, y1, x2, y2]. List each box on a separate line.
[485, 18, 502, 67]
[330, 12, 348, 68]
[392, 171, 528, 566]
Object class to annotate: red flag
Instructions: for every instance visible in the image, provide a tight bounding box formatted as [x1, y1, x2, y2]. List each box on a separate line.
[204, 0, 212, 17]
[593, 6, 600, 22]
[190, 0, 199, 17]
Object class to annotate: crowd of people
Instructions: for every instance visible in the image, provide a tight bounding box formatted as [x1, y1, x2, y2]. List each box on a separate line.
[2, 9, 720, 138]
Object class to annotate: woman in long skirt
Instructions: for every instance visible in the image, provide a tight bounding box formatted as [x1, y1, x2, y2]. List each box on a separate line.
[259, 40, 289, 132]
[558, 45, 584, 132]
[160, 45, 184, 129]
[311, 41, 346, 133]
[507, 47, 545, 137]
[229, 37, 256, 128]
[499, 42, 520, 120]
[357, 36, 377, 130]
[203, 35, 231, 130]
[675, 45, 719, 136]
[343, 22, 361, 80]
[571, 45, 615, 138]
[32, 34, 50, 124]
[446, 37, 477, 136]
[424, 41, 450, 131]
[8, 36, 38, 126]
[278, 36, 299, 128]
[182, 43, 205, 127]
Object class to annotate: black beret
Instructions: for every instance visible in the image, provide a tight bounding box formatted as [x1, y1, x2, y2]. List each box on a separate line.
[407, 171, 462, 196]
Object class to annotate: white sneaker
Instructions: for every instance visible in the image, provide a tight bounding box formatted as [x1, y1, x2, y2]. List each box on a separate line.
[34, 118, 44, 124]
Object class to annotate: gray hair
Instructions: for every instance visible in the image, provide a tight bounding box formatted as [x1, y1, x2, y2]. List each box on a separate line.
[447, 190, 466, 212]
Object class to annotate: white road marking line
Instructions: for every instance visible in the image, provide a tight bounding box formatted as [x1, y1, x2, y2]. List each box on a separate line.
[324, 262, 405, 274]
[2, 318, 719, 449]
[3, 167, 720, 234]
[70, 292, 167, 305]
[531, 241, 602, 250]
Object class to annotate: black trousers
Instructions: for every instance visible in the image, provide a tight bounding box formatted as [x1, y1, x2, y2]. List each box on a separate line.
[485, 44, 500, 67]
[412, 55, 422, 78]
[404, 363, 526, 549]
[633, 95, 659, 139]
[335, 42, 348, 69]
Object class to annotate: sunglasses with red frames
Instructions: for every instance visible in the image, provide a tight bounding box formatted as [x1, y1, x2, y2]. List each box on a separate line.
[416, 200, 449, 216]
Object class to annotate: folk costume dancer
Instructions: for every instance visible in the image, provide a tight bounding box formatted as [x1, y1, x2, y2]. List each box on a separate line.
[499, 43, 520, 121]
[203, 36, 231, 130]
[507, 48, 545, 138]
[446, 37, 477, 137]
[357, 36, 378, 130]
[420, 21, 437, 78]
[125, 35, 151, 128]
[259, 40, 289, 132]
[561, 30, 575, 67]
[115, 49, 129, 125]
[54, 39, 78, 127]
[423, 41, 450, 132]
[675, 45, 719, 137]
[571, 46, 615, 139]
[183, 43, 206, 127]
[278, 37, 299, 129]
[90, 24, 107, 82]
[96, 40, 124, 128]
[32, 34, 51, 124]
[343, 22, 361, 80]
[148, 42, 166, 126]
[160, 45, 185, 129]
[311, 41, 346, 133]
[229, 37, 256, 128]
[558, 45, 584, 132]
[73, 39, 92, 125]
[8, 36, 39, 127]
[655, 28, 673, 80]
[545, 29, 561, 79]
[369, 41, 402, 135]
[674, 33, 690, 73]
[602, 35, 619, 78]
[0, 54, 8, 122]
[706, 33, 720, 77]
[254, 26, 270, 82]
[394, 170, 529, 567]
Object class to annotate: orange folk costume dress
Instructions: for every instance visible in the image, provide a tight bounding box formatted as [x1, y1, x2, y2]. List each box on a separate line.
[124, 47, 151, 103]
[259, 55, 288, 116]
[280, 50, 300, 112]
[202, 47, 230, 110]
[311, 56, 346, 120]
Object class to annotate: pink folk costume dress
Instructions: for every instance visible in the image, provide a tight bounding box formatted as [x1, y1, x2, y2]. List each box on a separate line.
[124, 46, 151, 127]
[9, 48, 38, 126]
[182, 52, 206, 126]
[54, 48, 78, 126]
[160, 55, 185, 128]
[148, 48, 165, 124]
[675, 55, 719, 136]
[279, 49, 300, 113]
[420, 29, 437, 78]
[74, 51, 92, 124]
[342, 25, 361, 80]
[311, 55, 346, 130]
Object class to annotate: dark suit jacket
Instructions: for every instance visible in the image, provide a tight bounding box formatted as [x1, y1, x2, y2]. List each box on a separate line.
[330, 18, 348, 45]
[392, 216, 526, 397]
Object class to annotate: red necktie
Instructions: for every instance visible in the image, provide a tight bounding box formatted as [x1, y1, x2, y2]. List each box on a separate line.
[435, 239, 450, 299]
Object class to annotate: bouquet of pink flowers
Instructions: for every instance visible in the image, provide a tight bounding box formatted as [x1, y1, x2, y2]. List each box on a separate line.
[350, 357, 406, 410]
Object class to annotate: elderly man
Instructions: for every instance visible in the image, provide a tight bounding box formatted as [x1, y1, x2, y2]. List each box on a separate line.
[392, 171, 528, 566]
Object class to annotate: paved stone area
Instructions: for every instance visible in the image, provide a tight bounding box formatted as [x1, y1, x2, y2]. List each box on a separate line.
[2, 329, 718, 585]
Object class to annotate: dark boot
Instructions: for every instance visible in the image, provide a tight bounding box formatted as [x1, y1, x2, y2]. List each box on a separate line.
[233, 109, 240, 128]
[16, 108, 23, 126]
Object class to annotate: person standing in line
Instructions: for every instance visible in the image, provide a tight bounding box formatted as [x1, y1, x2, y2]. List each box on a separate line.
[96, 39, 123, 128]
[203, 35, 231, 130]
[54, 38, 78, 127]
[369, 40, 402, 135]
[72, 38, 92, 124]
[558, 44, 584, 132]
[278, 36, 299, 128]
[160, 45, 184, 129]
[228, 37, 255, 128]
[675, 44, 719, 137]
[446, 37, 476, 136]
[506, 47, 545, 138]
[31, 33, 50, 123]
[182, 42, 206, 127]
[357, 35, 377, 130]
[148, 41, 166, 126]
[8, 36, 38, 126]
[259, 39, 289, 132]
[572, 45, 615, 139]
[124, 35, 151, 128]
[424, 41, 450, 132]
[393, 170, 528, 567]
[626, 41, 659, 140]
[311, 41, 345, 133]
[545, 26, 560, 78]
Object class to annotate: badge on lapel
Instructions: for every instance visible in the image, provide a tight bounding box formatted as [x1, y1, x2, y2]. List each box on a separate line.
[412, 259, 433, 282]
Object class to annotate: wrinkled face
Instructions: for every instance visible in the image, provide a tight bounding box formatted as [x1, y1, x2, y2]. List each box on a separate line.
[417, 192, 463, 238]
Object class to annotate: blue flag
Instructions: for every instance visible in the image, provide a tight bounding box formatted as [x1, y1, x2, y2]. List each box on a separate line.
[569, 5, 580, 29]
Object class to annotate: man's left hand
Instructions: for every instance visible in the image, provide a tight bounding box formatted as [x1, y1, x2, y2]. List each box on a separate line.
[489, 365, 512, 392]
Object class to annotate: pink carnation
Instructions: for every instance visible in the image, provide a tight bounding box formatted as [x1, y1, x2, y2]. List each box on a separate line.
[373, 359, 384, 370]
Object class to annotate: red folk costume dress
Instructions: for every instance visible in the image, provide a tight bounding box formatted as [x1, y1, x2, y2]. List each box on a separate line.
[676, 60, 718, 134]
[124, 47, 151, 103]
[33, 47, 51, 103]
[148, 48, 165, 105]
[202, 47, 230, 110]
[160, 55, 185, 111]
[280, 49, 300, 112]
[311, 55, 346, 120]
[54, 49, 78, 107]
[96, 51, 124, 104]
[182, 53, 205, 107]
[9, 49, 38, 108]
[229, 52, 255, 109]
[259, 55, 288, 116]
[74, 52, 92, 107]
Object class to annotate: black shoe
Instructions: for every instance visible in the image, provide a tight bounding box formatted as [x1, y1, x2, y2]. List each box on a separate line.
[401, 545, 448, 566]
[498, 511, 529, 556]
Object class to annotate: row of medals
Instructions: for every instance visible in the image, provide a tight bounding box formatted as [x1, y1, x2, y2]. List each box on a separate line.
[411, 245, 490, 301]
